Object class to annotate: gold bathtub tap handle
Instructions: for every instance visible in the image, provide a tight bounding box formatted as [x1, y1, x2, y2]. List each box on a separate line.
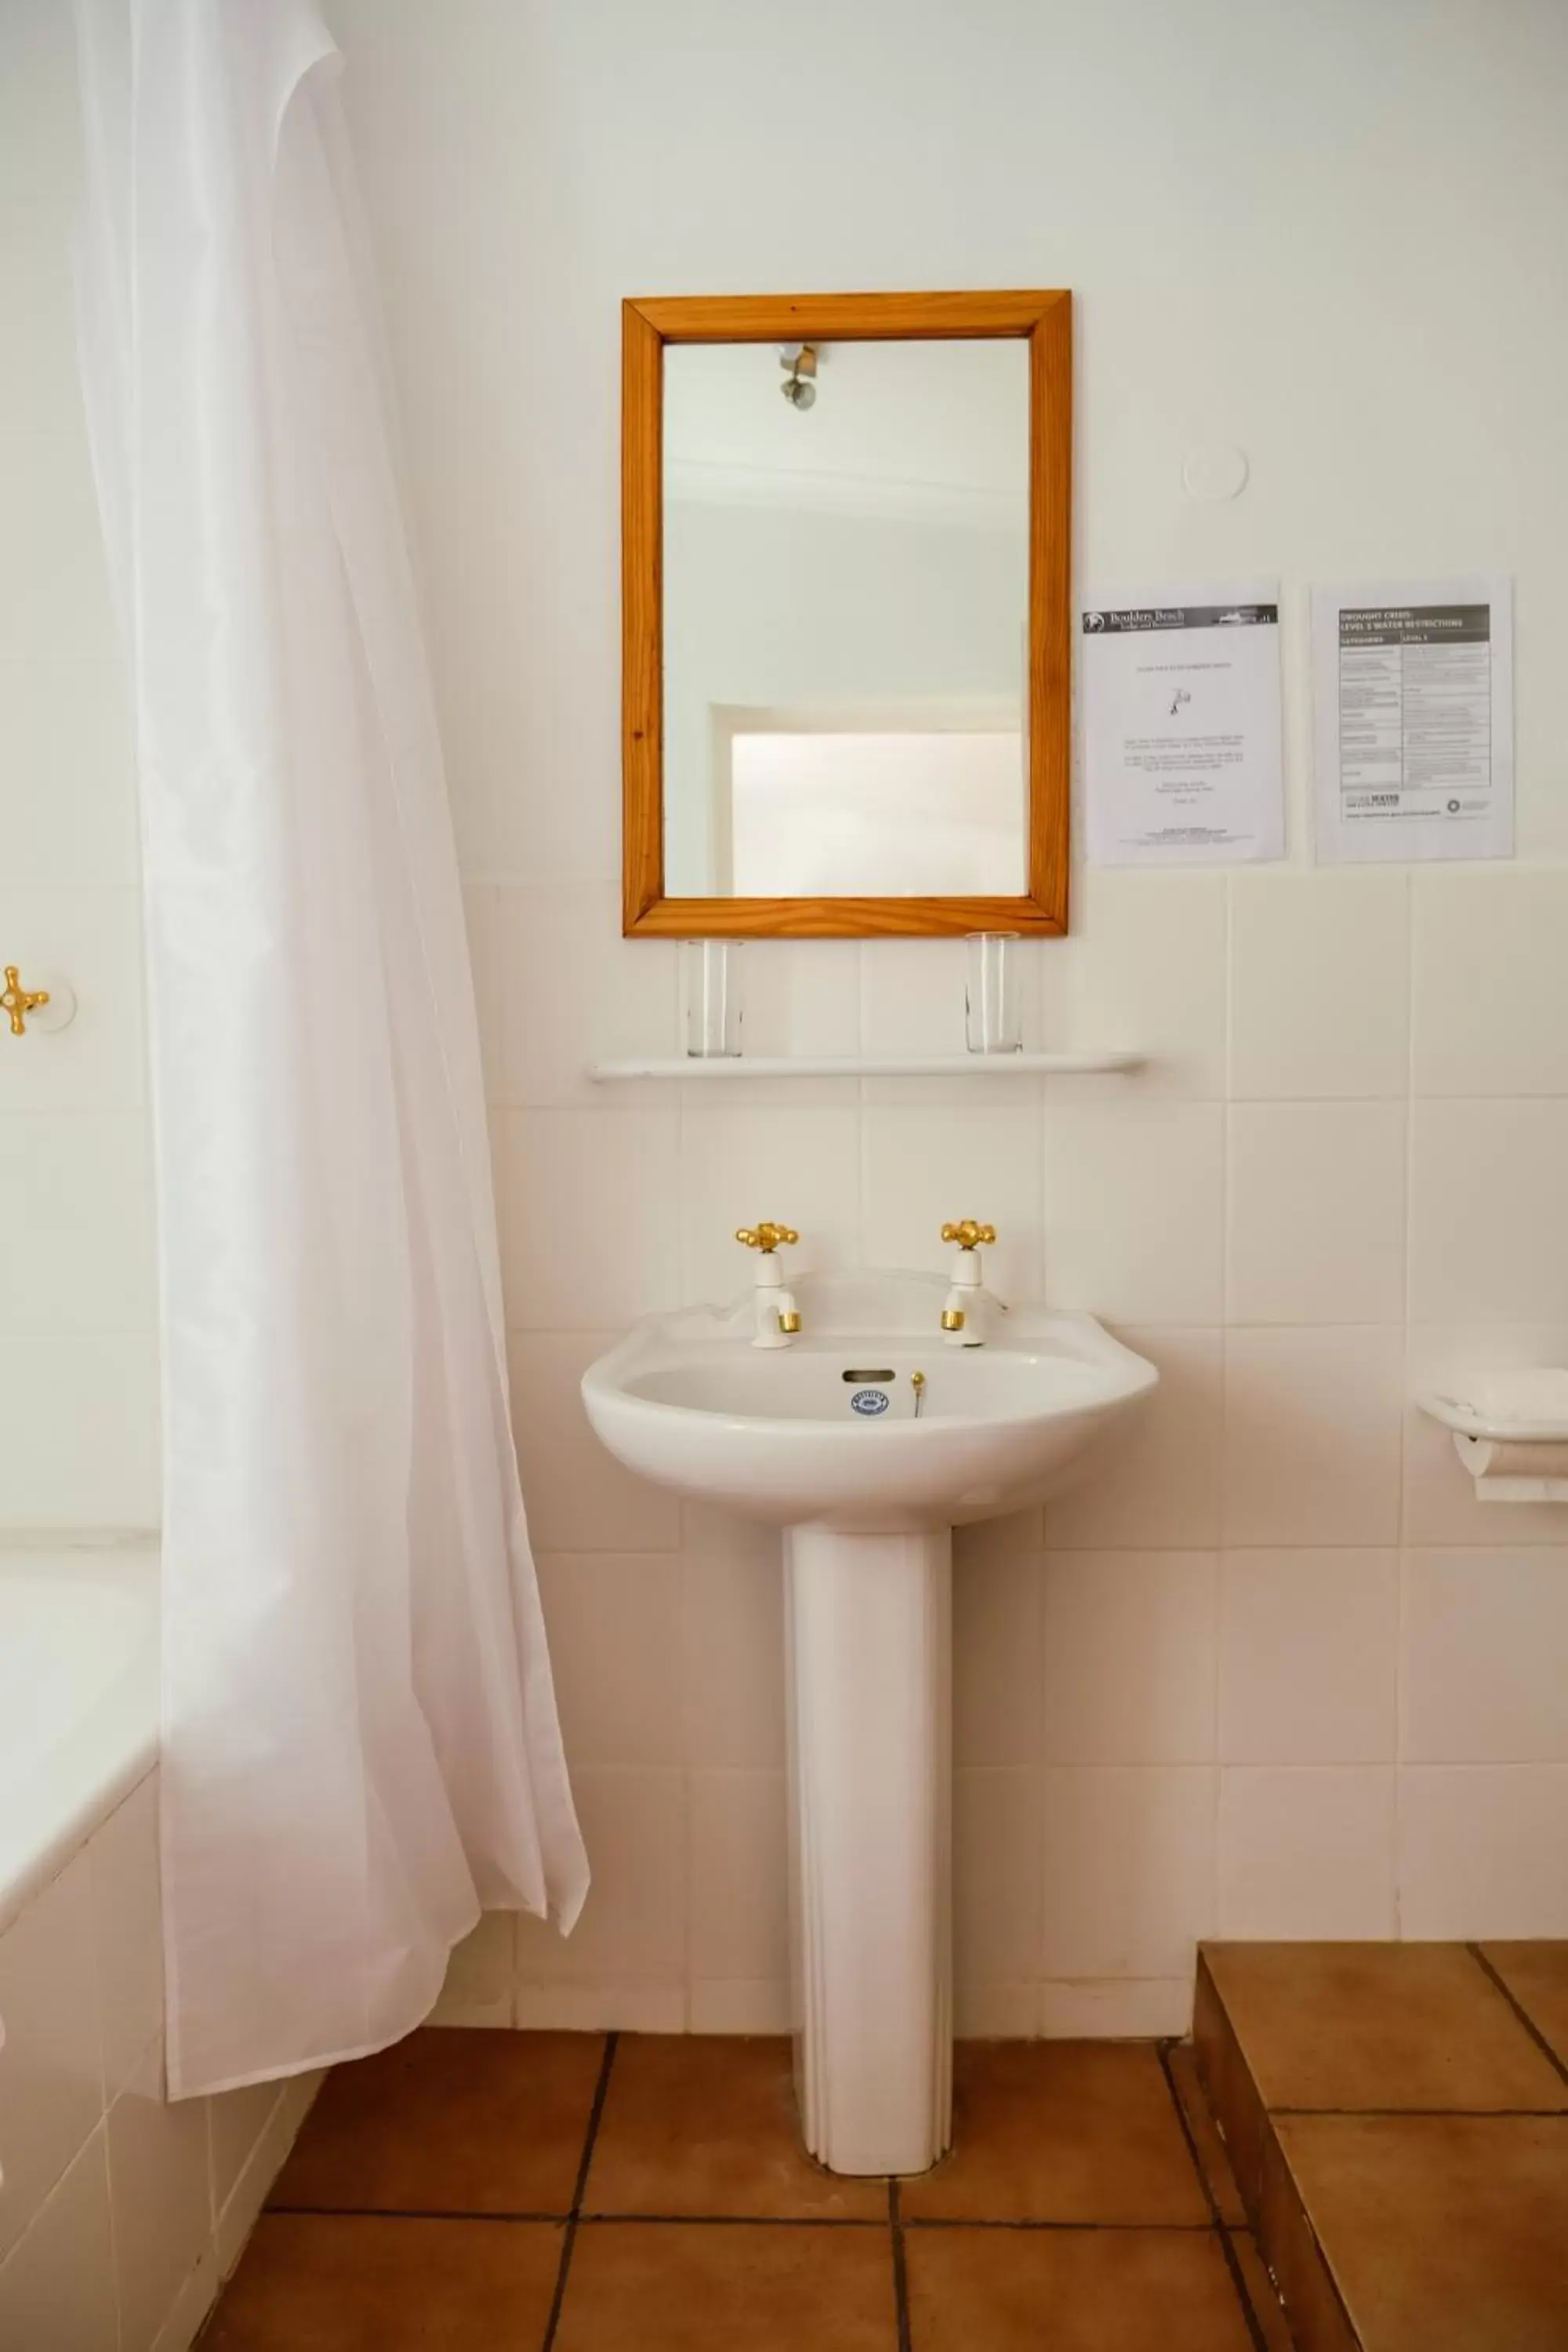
[2, 967, 49, 1038]
[735, 1223, 800, 1253]
[941, 1221, 996, 1250]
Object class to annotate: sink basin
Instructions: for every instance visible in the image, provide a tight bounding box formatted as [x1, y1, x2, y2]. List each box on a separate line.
[581, 1269, 1156, 2181]
[582, 1271, 1156, 1532]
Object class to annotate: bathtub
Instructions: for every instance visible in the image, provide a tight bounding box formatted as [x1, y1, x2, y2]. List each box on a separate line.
[0, 1534, 320, 2352]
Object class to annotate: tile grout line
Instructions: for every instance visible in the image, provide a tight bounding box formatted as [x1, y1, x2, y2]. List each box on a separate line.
[1269, 2117, 1568, 2136]
[540, 2030, 619, 2352]
[579, 2212, 891, 2228]
[888, 2178, 913, 2352]
[266, 2204, 572, 2224]
[902, 2215, 1219, 2233]
[1154, 2039, 1268, 2352]
[1466, 1946, 1568, 2088]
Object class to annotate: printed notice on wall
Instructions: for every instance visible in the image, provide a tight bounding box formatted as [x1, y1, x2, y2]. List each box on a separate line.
[1083, 582, 1285, 866]
[1312, 577, 1513, 863]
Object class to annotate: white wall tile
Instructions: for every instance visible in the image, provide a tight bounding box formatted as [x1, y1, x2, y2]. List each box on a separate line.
[89, 1776, 163, 2098]
[0, 1854, 104, 2261]
[689, 1980, 792, 2034]
[955, 1767, 1041, 1998]
[0, 2129, 118, 2352]
[953, 1539, 1041, 1767]
[689, 1769, 789, 1985]
[535, 1553, 684, 1767]
[0, 887, 145, 1111]
[208, 2076, 282, 2212]
[426, 1912, 517, 2029]
[1412, 871, 1568, 1096]
[1044, 870, 1228, 1098]
[215, 2073, 324, 2277]
[0, 659, 138, 886]
[107, 2039, 212, 2352]
[955, 1983, 1040, 2039]
[1229, 870, 1410, 1098]
[1037, 1980, 1192, 2038]
[864, 1102, 1044, 1299]
[0, 301, 118, 663]
[1044, 1327, 1222, 1551]
[860, 938, 991, 1063]
[1402, 1548, 1568, 1763]
[1040, 1766, 1216, 1980]
[146, 2242, 219, 2352]
[0, 1114, 155, 1334]
[509, 1330, 681, 1554]
[1399, 1766, 1568, 1940]
[679, 1104, 862, 1305]
[1226, 1101, 1406, 1324]
[462, 882, 504, 1103]
[499, 883, 680, 1105]
[740, 939, 861, 1060]
[1040, 1552, 1218, 1764]
[1409, 1100, 1568, 1323]
[1044, 1102, 1225, 1323]
[858, 931, 1043, 1108]
[1404, 1325, 1568, 1547]
[500, 1107, 682, 1327]
[1223, 1327, 1403, 1548]
[1218, 1768, 1396, 1938]
[514, 1982, 688, 2034]
[0, 1331, 161, 1526]
[681, 1509, 786, 1769]
[962, 1507, 1045, 1561]
[1219, 1550, 1399, 1764]
[515, 1766, 685, 1989]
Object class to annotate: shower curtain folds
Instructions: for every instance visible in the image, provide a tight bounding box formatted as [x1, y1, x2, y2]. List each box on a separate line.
[74, 0, 587, 2098]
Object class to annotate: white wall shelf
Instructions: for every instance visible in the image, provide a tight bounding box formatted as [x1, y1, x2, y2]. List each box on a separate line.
[587, 1051, 1144, 1081]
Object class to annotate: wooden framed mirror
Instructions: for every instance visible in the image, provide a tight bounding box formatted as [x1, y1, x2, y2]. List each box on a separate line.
[622, 290, 1072, 938]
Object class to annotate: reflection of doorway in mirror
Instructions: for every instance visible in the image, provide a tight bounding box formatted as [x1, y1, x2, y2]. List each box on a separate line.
[714, 711, 1026, 897]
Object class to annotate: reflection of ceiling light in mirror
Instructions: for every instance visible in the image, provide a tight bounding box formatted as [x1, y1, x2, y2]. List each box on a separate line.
[779, 341, 818, 410]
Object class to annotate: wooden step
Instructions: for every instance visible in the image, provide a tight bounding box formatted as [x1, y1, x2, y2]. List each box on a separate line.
[1191, 1941, 1568, 2352]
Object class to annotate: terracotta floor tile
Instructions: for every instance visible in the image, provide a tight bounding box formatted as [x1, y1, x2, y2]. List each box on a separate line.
[1229, 2228, 1295, 2352]
[1202, 1943, 1568, 2114]
[1479, 1942, 1568, 2074]
[901, 2042, 1210, 2223]
[1167, 2041, 1246, 2223]
[269, 2027, 604, 2216]
[554, 2220, 898, 2351]
[905, 2224, 1255, 2352]
[1277, 2112, 1568, 2352]
[204, 2213, 563, 2350]
[583, 2035, 884, 2220]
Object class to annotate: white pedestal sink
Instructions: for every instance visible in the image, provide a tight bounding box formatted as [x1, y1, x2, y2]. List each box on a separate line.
[582, 1270, 1156, 2176]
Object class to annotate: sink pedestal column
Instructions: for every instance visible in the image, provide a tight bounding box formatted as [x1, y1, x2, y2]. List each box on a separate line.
[785, 1526, 953, 2176]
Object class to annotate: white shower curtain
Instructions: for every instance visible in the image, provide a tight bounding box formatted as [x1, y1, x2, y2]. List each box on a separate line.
[74, 0, 587, 2098]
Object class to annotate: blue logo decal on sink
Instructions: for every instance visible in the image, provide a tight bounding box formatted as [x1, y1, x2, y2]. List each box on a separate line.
[851, 1388, 890, 1416]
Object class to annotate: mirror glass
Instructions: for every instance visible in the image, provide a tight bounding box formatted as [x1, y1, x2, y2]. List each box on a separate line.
[662, 339, 1029, 898]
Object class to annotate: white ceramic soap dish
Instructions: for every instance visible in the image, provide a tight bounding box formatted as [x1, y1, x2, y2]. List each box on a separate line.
[1417, 1370, 1568, 1503]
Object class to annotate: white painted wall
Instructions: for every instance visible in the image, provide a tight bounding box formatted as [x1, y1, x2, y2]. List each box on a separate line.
[3, 0, 1568, 2045]
[0, 0, 158, 1534]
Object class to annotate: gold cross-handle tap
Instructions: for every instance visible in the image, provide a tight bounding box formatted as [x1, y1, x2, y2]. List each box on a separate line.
[735, 1223, 800, 1254]
[2, 967, 49, 1038]
[942, 1220, 997, 1250]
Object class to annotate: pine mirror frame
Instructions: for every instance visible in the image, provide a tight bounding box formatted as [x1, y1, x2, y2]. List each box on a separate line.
[621, 289, 1073, 938]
